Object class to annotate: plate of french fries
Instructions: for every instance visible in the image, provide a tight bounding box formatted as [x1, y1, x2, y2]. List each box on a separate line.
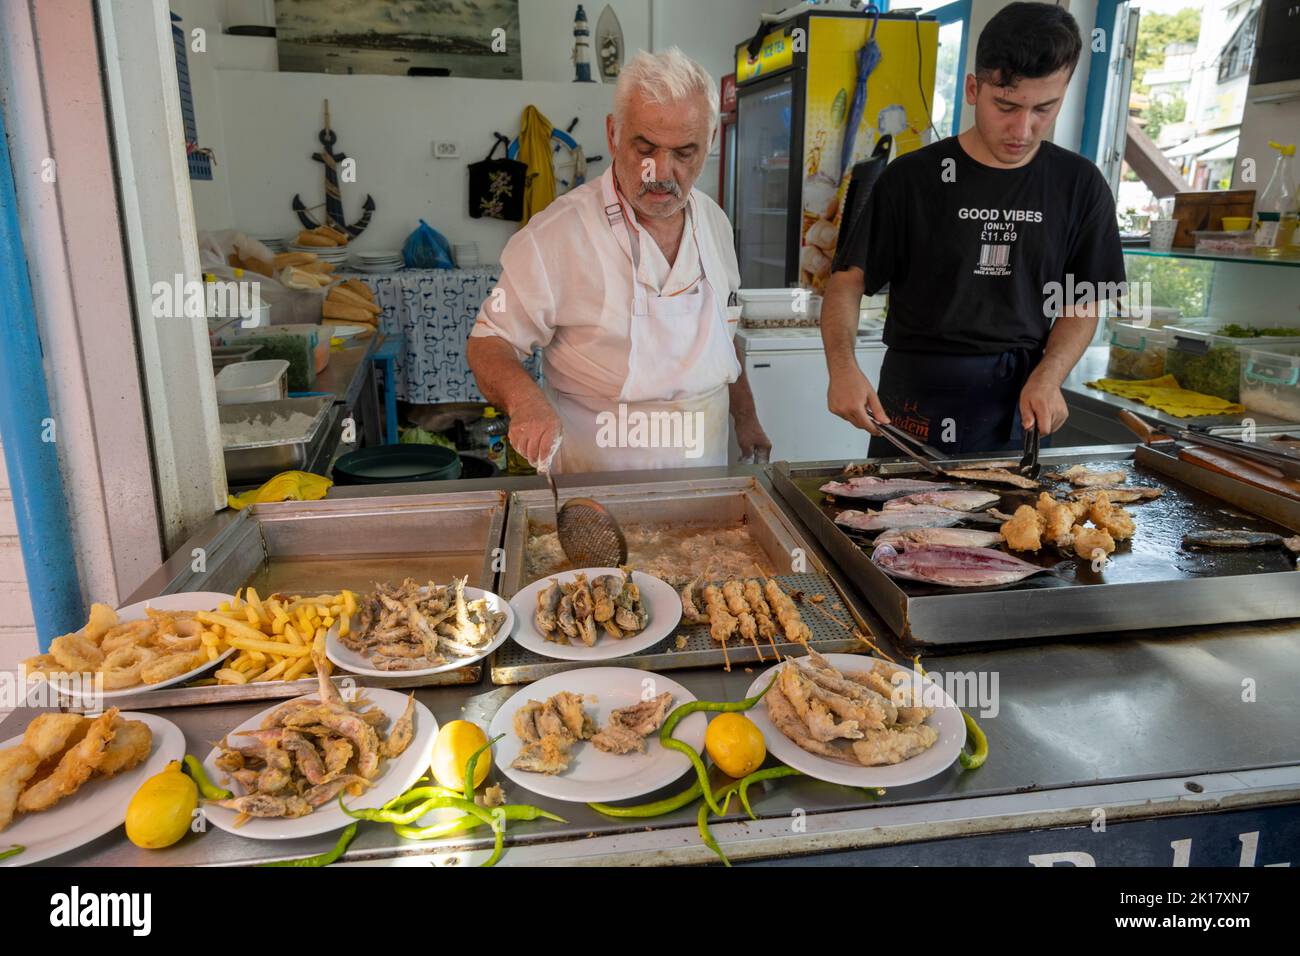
[26, 592, 239, 703]
[194, 587, 361, 688]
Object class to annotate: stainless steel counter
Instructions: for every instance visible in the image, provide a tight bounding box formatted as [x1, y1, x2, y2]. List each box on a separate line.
[8, 461, 1300, 866]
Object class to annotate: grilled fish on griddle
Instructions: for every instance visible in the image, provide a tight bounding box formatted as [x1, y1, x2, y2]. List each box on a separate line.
[940, 468, 1040, 489]
[821, 476, 957, 501]
[873, 544, 1052, 587]
[835, 507, 968, 532]
[882, 489, 1000, 512]
[1182, 530, 1293, 550]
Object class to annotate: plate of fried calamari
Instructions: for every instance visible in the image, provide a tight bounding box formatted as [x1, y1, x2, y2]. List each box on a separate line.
[0, 709, 184, 865]
[200, 655, 436, 839]
[746, 650, 964, 787]
[25, 593, 238, 703]
[326, 578, 514, 678]
[489, 668, 706, 803]
[509, 568, 681, 661]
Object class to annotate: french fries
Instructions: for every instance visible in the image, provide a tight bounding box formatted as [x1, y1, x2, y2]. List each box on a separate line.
[202, 587, 356, 685]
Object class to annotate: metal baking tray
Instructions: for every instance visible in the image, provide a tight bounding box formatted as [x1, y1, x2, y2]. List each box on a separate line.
[769, 446, 1300, 650]
[492, 476, 873, 684]
[221, 396, 333, 484]
[107, 490, 507, 707]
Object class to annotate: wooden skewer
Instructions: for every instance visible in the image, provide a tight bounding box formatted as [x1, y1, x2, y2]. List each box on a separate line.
[749, 567, 784, 658]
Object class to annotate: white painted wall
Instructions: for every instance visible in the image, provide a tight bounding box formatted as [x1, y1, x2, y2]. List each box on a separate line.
[176, 0, 776, 260]
[0, 441, 37, 688]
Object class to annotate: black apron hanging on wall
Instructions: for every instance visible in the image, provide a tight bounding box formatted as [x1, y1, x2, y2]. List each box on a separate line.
[467, 134, 526, 222]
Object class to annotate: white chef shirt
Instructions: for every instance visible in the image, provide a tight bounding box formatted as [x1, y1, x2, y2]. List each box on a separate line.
[470, 167, 741, 403]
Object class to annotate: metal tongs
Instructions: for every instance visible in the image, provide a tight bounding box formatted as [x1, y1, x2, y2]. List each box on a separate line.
[867, 413, 946, 475]
[1018, 426, 1041, 480]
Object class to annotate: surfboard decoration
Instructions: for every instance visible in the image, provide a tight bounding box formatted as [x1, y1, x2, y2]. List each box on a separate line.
[596, 4, 624, 82]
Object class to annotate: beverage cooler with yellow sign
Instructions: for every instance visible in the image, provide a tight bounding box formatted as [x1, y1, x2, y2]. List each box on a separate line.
[729, 9, 938, 290]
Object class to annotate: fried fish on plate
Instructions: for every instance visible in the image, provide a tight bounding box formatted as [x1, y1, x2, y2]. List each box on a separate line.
[16, 709, 118, 814]
[0, 746, 41, 832]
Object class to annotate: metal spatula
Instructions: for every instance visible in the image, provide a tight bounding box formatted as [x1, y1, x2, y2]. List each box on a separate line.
[541, 440, 628, 568]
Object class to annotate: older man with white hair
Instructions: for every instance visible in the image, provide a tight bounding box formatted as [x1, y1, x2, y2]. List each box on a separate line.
[467, 48, 770, 474]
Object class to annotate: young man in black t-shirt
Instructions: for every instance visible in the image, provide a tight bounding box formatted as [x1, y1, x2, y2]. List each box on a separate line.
[822, 2, 1125, 456]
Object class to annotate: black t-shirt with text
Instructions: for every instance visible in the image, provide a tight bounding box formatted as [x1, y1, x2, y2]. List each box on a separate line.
[839, 137, 1126, 355]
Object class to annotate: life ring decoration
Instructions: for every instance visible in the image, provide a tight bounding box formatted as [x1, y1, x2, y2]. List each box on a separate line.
[508, 129, 586, 193]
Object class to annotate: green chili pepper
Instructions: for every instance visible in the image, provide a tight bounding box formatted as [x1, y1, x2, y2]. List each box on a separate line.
[260, 823, 356, 867]
[0, 845, 23, 862]
[912, 656, 988, 772]
[958, 711, 988, 770]
[737, 766, 801, 820]
[588, 779, 703, 818]
[699, 766, 803, 867]
[463, 733, 504, 803]
[383, 785, 464, 812]
[345, 793, 505, 866]
[659, 676, 778, 816]
[394, 804, 565, 841]
[182, 754, 232, 800]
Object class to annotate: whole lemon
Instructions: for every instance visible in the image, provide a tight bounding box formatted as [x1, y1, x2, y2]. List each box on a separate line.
[705, 713, 766, 779]
[431, 720, 491, 791]
[126, 760, 198, 849]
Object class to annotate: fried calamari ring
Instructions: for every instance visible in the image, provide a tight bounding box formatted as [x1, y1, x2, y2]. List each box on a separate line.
[140, 650, 204, 685]
[50, 633, 105, 672]
[23, 653, 62, 679]
[100, 621, 154, 655]
[101, 645, 159, 690]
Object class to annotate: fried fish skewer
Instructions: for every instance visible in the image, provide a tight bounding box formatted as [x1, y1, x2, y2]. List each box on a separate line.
[722, 580, 763, 661]
[700, 584, 735, 671]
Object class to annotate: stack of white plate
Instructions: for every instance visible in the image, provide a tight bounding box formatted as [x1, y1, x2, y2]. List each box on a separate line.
[288, 242, 351, 265]
[251, 235, 288, 254]
[349, 249, 404, 273]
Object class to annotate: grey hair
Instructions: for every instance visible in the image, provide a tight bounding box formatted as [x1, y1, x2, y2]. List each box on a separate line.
[613, 47, 719, 141]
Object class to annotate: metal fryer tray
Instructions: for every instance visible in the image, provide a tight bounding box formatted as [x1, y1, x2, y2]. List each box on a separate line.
[491, 476, 873, 683]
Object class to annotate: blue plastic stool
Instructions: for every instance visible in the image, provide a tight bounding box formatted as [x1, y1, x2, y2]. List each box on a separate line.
[370, 337, 403, 444]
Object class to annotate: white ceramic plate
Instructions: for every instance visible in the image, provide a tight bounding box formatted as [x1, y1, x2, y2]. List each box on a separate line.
[201, 687, 436, 840]
[745, 654, 965, 788]
[508, 569, 682, 662]
[51, 592, 238, 703]
[0, 711, 185, 866]
[325, 586, 514, 678]
[488, 667, 705, 803]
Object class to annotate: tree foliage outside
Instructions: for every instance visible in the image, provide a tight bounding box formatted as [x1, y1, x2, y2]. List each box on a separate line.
[1123, 254, 1214, 318]
[1132, 7, 1202, 98]
[1145, 94, 1187, 141]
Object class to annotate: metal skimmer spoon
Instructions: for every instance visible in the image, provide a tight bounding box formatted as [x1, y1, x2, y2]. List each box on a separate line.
[540, 438, 628, 568]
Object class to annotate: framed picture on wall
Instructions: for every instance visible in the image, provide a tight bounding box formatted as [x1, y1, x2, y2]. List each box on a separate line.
[273, 0, 521, 78]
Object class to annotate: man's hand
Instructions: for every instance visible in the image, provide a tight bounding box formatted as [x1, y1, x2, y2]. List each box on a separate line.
[1019, 370, 1069, 434]
[827, 364, 890, 435]
[733, 408, 772, 462]
[507, 393, 563, 468]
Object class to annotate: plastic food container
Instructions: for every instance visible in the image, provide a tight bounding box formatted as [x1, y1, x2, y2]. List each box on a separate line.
[214, 359, 289, 405]
[1191, 229, 1253, 255]
[218, 325, 325, 389]
[1165, 323, 1300, 403]
[737, 288, 821, 326]
[1106, 319, 1170, 380]
[210, 343, 263, 371]
[1240, 342, 1300, 421]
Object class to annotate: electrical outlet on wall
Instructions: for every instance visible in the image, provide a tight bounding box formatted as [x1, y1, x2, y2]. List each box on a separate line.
[433, 141, 459, 159]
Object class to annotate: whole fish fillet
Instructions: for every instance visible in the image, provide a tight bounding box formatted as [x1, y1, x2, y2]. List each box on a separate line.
[1055, 465, 1127, 488]
[941, 468, 1039, 489]
[872, 528, 1004, 552]
[882, 490, 999, 512]
[821, 476, 956, 501]
[835, 507, 966, 532]
[873, 545, 1049, 587]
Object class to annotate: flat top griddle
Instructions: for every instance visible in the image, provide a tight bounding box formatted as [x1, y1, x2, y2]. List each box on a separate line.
[771, 447, 1300, 647]
[792, 457, 1298, 598]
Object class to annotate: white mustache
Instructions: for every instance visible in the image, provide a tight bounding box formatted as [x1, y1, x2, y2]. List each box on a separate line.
[639, 179, 681, 197]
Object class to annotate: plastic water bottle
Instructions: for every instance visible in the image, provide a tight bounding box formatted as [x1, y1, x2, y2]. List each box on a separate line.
[475, 407, 509, 471]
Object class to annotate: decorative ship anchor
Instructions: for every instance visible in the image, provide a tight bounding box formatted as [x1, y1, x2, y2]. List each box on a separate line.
[291, 99, 375, 238]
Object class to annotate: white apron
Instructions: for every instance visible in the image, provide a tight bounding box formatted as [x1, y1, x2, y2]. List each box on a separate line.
[548, 176, 740, 474]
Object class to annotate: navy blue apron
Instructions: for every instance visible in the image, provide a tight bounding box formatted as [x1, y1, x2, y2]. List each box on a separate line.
[867, 347, 1044, 458]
